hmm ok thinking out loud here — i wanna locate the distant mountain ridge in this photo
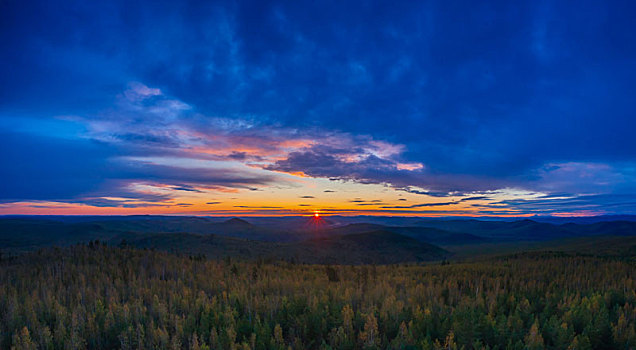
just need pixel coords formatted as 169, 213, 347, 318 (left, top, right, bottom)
295, 230, 448, 264
221, 218, 252, 226
110, 229, 449, 264
1, 216, 635, 261
413, 219, 636, 241
318, 223, 486, 245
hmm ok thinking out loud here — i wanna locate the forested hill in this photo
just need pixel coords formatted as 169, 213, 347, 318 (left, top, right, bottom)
112, 230, 449, 265
1, 244, 635, 349
2, 216, 636, 252
292, 230, 448, 264
2, 216, 636, 264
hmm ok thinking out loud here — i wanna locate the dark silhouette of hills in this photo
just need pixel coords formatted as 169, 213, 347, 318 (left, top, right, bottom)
221, 217, 252, 226
413, 218, 634, 241
1, 216, 635, 261
320, 223, 486, 245
0, 218, 110, 251
110, 230, 449, 265
294, 230, 448, 264
114, 232, 279, 260
0, 216, 303, 246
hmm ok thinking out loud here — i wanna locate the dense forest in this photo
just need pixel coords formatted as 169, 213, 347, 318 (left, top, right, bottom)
1, 243, 635, 349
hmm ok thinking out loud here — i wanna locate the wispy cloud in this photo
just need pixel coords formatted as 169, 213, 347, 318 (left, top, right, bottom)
381, 202, 457, 209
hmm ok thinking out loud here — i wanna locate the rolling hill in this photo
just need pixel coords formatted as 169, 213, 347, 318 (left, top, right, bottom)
294, 230, 449, 264
109, 230, 449, 264
319, 223, 486, 245
415, 218, 636, 241
2, 216, 636, 262
0, 216, 299, 254
446, 235, 636, 260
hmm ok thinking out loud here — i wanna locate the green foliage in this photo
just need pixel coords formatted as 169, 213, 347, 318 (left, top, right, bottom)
0, 246, 635, 349
325, 266, 340, 282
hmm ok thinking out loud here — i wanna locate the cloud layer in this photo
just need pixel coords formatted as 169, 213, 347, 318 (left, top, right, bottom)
1, 0, 636, 215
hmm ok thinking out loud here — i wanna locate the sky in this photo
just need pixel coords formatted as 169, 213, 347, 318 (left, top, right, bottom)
1, 0, 636, 217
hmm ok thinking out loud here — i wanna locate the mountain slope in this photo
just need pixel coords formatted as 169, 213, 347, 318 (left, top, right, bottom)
0, 217, 299, 254
113, 230, 449, 265
293, 230, 449, 264
321, 223, 486, 245
415, 219, 636, 241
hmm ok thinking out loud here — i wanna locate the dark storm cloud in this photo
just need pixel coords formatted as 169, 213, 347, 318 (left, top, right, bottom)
268, 147, 511, 194
268, 149, 399, 183
2, 0, 636, 213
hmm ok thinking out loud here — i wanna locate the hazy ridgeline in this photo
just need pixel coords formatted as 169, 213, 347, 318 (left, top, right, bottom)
1, 244, 635, 349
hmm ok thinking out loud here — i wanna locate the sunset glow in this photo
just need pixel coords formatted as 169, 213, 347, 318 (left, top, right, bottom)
1, 1, 635, 218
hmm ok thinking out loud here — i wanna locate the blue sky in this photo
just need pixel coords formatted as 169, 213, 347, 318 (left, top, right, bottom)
1, 0, 635, 216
